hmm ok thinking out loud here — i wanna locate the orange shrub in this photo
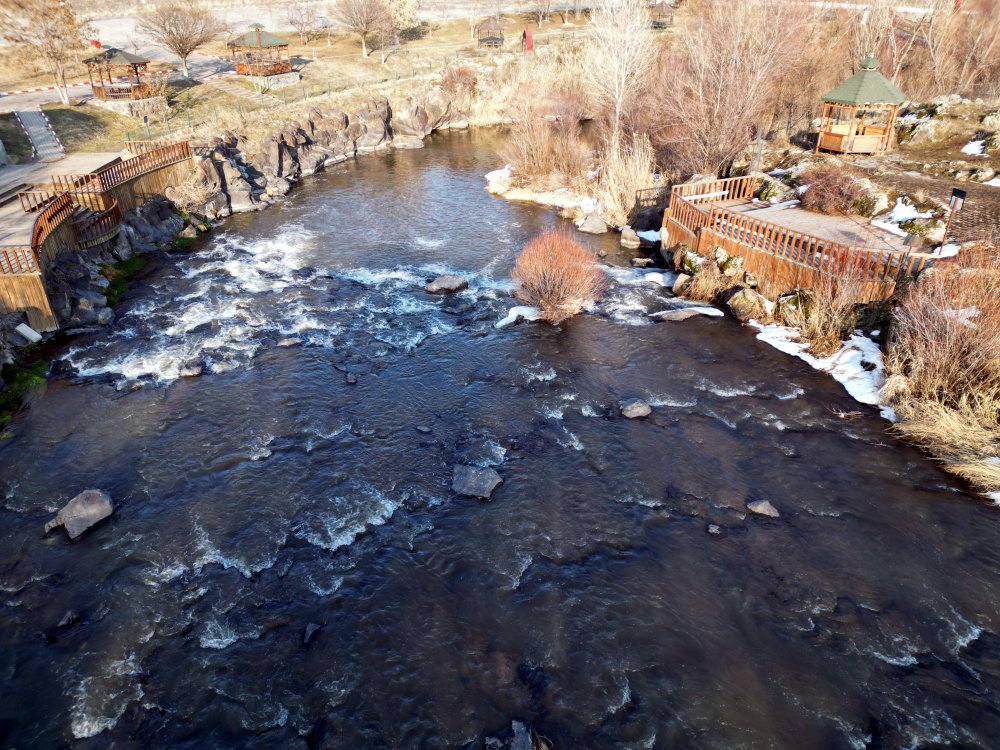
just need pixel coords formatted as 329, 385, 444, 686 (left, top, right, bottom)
799, 167, 864, 215
511, 230, 607, 324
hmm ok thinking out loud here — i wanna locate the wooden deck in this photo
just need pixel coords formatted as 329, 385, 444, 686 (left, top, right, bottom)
662, 176, 936, 302
712, 199, 909, 254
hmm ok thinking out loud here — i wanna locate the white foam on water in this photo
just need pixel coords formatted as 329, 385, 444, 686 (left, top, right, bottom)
199, 617, 260, 649
580, 402, 602, 417
603, 265, 677, 288
191, 522, 279, 580
522, 364, 557, 383
557, 428, 584, 451
695, 378, 758, 398
415, 237, 446, 248
293, 485, 401, 553
69, 655, 144, 739
646, 394, 697, 408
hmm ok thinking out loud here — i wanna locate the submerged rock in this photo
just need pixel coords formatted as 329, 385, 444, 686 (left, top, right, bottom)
303, 622, 324, 645
44, 490, 113, 540
452, 465, 502, 499
510, 721, 532, 750
619, 398, 652, 419
425, 275, 468, 294
630, 257, 655, 268
277, 337, 304, 348
747, 500, 781, 518
649, 307, 720, 322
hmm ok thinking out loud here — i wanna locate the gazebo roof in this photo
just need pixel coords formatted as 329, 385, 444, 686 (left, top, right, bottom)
477, 17, 503, 32
822, 56, 905, 106
227, 26, 290, 49
650, 1, 674, 14
83, 47, 150, 66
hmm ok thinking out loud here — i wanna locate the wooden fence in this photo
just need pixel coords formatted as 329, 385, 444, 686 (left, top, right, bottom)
663, 176, 935, 301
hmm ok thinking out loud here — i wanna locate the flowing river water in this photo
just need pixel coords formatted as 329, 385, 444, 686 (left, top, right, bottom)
2, 130, 999, 749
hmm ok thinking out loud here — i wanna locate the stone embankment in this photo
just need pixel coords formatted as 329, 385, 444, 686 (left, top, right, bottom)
175, 92, 468, 220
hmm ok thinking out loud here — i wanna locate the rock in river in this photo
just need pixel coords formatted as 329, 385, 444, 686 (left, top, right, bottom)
452, 465, 502, 499
425, 275, 468, 294
619, 398, 652, 419
747, 499, 781, 518
44, 490, 113, 540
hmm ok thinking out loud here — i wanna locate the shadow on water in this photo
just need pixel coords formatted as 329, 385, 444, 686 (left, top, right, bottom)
1, 129, 999, 749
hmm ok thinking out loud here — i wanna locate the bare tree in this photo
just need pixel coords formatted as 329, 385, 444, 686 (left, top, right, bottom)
847, 0, 923, 84
334, 0, 386, 57
653, 0, 812, 176
586, 0, 656, 144
922, 0, 1000, 96
288, 2, 320, 44
136, 3, 225, 78
0, 0, 93, 105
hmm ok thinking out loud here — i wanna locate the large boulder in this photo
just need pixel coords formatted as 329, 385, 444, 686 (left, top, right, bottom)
44, 490, 113, 540
452, 465, 502, 499
726, 288, 769, 321
747, 499, 780, 518
620, 227, 641, 249
619, 398, 652, 418
982, 111, 1000, 130
425, 275, 468, 294
578, 213, 608, 234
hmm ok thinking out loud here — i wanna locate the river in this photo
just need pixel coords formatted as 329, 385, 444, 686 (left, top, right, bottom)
1, 130, 998, 749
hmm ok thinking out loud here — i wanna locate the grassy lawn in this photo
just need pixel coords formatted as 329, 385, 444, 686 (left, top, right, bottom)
0, 114, 34, 163
41, 103, 135, 152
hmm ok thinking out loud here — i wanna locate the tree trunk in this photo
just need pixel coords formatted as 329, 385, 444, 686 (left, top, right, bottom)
182, 56, 190, 79
362, 36, 368, 57
54, 62, 69, 105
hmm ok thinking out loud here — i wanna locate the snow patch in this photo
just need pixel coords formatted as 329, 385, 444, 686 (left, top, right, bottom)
636, 230, 661, 243
960, 139, 987, 157
496, 306, 542, 328
872, 198, 933, 238
751, 322, 894, 419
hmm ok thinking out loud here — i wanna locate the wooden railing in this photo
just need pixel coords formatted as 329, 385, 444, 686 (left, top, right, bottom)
670, 176, 759, 204
75, 199, 122, 248
30, 192, 74, 252
235, 61, 293, 77
17, 190, 62, 213
52, 142, 192, 195
0, 247, 37, 275
92, 83, 153, 101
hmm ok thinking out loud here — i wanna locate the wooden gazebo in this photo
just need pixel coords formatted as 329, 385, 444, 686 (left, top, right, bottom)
476, 18, 504, 48
650, 1, 674, 29
816, 56, 905, 156
83, 48, 153, 101
227, 24, 292, 77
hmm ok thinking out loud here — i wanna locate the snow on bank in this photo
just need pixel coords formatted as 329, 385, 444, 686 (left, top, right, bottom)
496, 306, 542, 328
984, 178, 1000, 188
750, 321, 895, 420
485, 164, 592, 212
961, 139, 987, 157
872, 198, 933, 238
636, 230, 661, 244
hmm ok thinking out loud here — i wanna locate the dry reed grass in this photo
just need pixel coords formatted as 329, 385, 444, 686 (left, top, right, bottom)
511, 229, 606, 324
598, 133, 655, 228
796, 271, 864, 357
682, 261, 733, 304
883, 245, 1000, 497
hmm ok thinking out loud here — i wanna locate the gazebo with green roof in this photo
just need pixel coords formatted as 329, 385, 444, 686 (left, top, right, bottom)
816, 56, 905, 156
227, 24, 292, 77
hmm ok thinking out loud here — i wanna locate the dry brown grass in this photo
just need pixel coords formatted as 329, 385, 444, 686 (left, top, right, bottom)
796, 271, 864, 357
883, 245, 1000, 497
499, 97, 592, 190
682, 261, 732, 304
598, 132, 655, 228
511, 229, 606, 324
